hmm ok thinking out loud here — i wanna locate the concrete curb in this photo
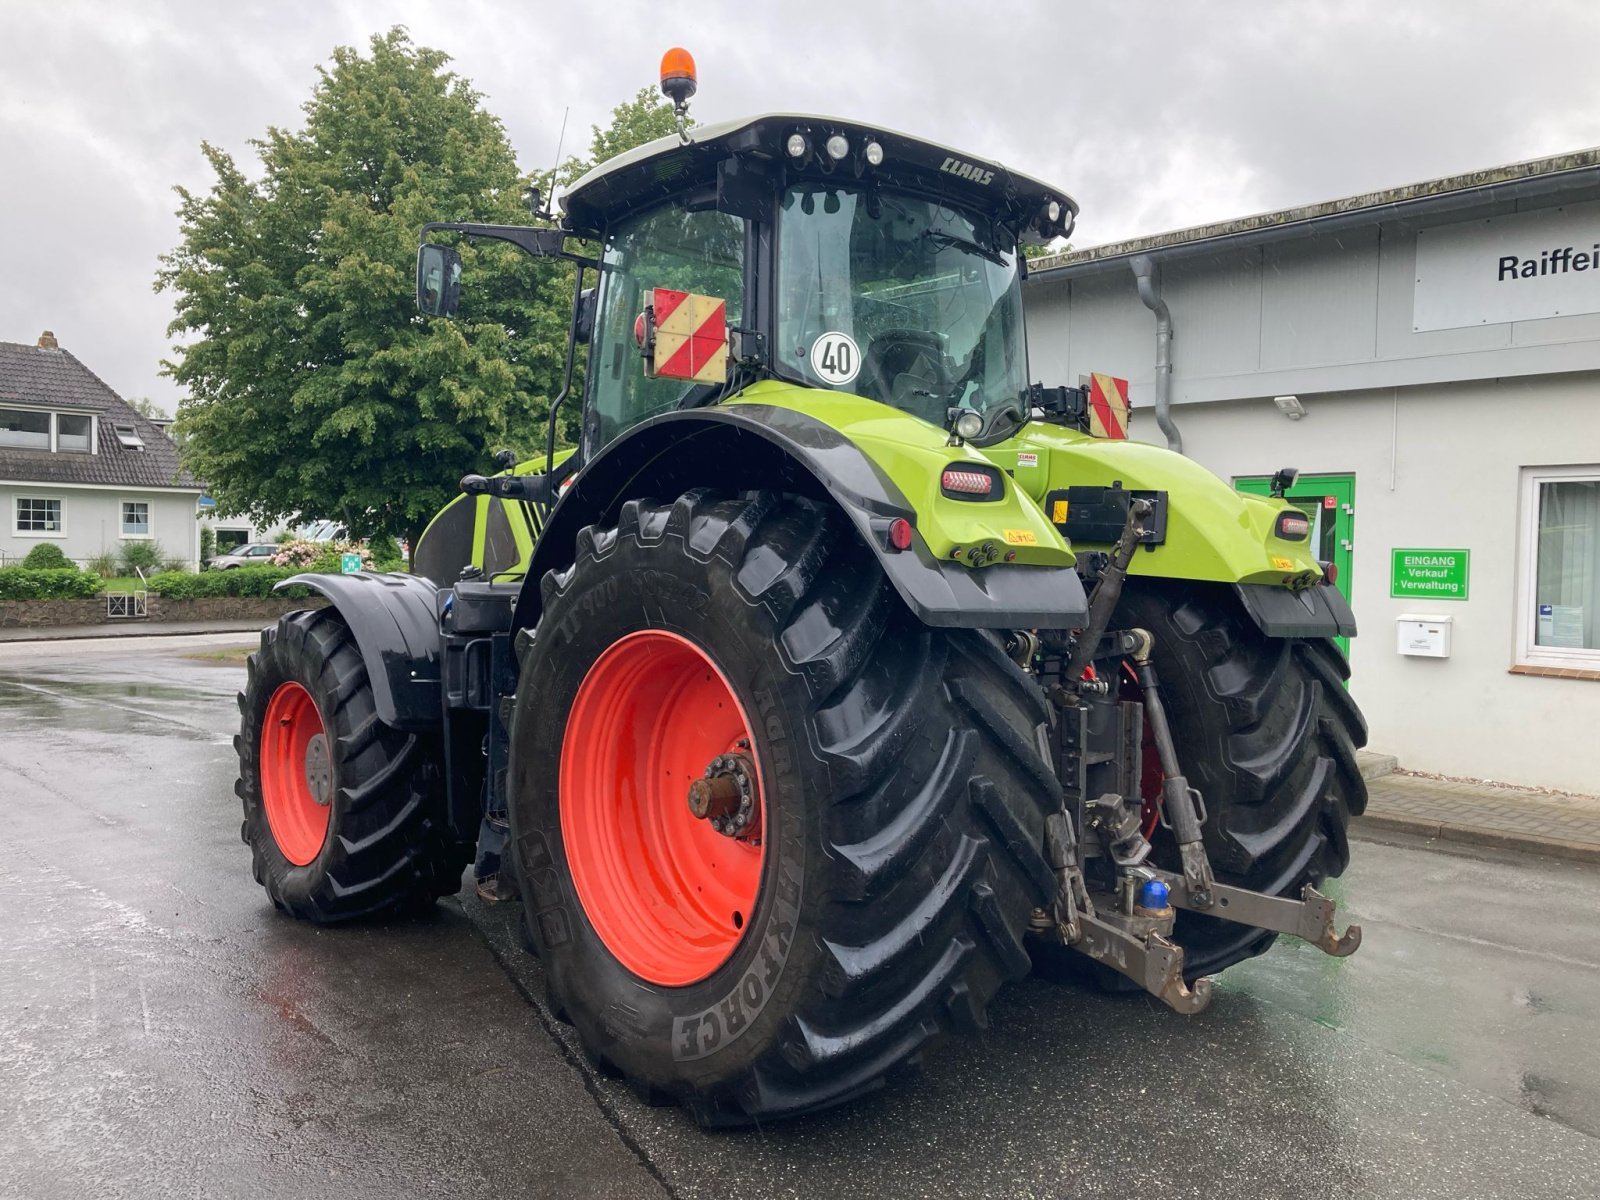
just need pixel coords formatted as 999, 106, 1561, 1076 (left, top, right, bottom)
1353, 812, 1600, 864
0, 621, 269, 644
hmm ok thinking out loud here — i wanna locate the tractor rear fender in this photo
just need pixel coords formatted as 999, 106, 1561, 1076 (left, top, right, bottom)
991, 425, 1357, 638
511, 403, 1091, 633
272, 571, 443, 729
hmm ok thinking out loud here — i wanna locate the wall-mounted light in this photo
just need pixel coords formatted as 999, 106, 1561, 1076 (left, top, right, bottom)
1273, 394, 1306, 421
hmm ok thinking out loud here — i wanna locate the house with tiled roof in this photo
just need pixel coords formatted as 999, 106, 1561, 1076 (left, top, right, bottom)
0, 331, 203, 568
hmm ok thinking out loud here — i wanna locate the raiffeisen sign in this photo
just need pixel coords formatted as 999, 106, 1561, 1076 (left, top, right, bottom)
1413, 201, 1600, 331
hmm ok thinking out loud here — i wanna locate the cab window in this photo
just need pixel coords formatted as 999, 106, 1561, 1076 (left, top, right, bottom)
587, 203, 744, 450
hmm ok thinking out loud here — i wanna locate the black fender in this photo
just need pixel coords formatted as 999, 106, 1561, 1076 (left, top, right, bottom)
511, 404, 1089, 633
1233, 581, 1358, 640
273, 571, 443, 729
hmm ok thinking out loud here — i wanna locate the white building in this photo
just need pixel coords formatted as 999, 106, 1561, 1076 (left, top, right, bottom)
1025, 149, 1600, 794
0, 332, 203, 569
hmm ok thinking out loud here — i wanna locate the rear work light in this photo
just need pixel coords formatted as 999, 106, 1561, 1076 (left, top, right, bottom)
941, 465, 1001, 500
1274, 511, 1310, 541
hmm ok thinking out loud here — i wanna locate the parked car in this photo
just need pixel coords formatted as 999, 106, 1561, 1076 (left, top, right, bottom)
207, 542, 280, 570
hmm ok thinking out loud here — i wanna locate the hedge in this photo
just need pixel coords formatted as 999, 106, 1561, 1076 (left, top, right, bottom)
0, 567, 106, 600
146, 566, 315, 600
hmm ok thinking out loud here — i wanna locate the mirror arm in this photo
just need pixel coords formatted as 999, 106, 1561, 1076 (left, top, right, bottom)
545, 262, 588, 477
421, 221, 600, 268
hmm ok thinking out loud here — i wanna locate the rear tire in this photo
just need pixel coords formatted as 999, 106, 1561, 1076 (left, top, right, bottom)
236, 608, 469, 922
508, 490, 1062, 1124
1111, 580, 1368, 980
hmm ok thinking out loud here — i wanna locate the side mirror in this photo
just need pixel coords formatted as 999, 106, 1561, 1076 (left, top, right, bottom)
416, 243, 462, 317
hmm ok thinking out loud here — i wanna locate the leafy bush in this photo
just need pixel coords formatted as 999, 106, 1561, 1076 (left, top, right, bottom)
199, 525, 216, 564
20, 543, 72, 569
271, 538, 371, 572
160, 556, 190, 573
0, 567, 105, 600
119, 540, 166, 574
85, 552, 120, 578
147, 565, 312, 599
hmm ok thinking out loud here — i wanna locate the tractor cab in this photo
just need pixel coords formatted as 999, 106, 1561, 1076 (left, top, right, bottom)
420, 108, 1078, 473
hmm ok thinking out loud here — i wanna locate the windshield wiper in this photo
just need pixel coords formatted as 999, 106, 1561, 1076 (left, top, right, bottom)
922, 230, 1007, 267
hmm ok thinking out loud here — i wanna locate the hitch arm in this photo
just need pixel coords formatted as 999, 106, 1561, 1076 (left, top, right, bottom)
1160, 875, 1362, 958
1075, 911, 1213, 1014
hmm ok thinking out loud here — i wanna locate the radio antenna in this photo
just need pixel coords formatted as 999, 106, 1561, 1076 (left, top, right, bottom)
539, 107, 570, 221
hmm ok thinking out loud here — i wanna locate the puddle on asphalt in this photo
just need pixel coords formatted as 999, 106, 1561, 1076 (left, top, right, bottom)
0, 674, 226, 742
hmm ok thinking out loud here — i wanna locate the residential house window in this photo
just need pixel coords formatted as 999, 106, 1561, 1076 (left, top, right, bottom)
0, 406, 95, 452
57, 413, 92, 452
1517, 466, 1600, 670
0, 407, 50, 450
121, 501, 151, 538
15, 497, 63, 535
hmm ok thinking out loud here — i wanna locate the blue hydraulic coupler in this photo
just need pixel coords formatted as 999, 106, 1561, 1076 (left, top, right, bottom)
1135, 878, 1172, 915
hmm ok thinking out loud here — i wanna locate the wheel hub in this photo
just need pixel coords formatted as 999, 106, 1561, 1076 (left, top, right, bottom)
687, 750, 760, 840
304, 732, 332, 807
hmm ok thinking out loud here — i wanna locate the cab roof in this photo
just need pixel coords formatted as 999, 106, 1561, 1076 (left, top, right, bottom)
560, 112, 1078, 241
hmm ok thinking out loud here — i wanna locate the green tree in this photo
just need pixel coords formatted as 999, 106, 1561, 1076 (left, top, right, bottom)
159, 29, 562, 544
125, 396, 171, 420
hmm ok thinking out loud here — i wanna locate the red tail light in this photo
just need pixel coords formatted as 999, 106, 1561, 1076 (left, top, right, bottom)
1275, 511, 1310, 541
941, 466, 999, 499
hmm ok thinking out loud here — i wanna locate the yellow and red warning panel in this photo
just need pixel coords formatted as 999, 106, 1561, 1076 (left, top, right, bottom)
1085, 373, 1130, 440
648, 288, 728, 384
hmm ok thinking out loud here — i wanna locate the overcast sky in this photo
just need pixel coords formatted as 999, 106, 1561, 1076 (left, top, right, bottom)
3, 0, 1599, 414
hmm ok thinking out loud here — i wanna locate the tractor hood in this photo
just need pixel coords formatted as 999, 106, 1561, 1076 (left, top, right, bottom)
560, 113, 1079, 243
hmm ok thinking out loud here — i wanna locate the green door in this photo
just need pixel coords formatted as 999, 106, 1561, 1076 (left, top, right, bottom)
1234, 472, 1355, 658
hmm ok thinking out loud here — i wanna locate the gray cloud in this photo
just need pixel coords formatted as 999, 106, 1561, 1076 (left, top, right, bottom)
2, 0, 1597, 413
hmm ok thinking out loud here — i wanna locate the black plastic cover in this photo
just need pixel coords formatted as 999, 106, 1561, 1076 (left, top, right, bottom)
1046, 485, 1168, 546
1233, 582, 1358, 639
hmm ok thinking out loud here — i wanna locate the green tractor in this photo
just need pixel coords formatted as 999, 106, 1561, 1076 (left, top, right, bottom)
236, 55, 1367, 1125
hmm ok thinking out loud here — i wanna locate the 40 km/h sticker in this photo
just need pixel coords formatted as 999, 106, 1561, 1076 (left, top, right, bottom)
809, 331, 861, 386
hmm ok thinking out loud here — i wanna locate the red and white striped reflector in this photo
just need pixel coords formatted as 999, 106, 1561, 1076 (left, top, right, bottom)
941, 468, 996, 497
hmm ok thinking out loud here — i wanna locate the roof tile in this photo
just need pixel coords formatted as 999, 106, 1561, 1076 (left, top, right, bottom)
0, 340, 199, 491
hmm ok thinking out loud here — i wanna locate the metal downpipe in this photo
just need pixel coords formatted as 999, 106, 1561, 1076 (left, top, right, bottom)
1131, 254, 1182, 454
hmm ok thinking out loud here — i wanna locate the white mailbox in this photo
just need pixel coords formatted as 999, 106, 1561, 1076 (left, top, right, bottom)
1397, 614, 1453, 658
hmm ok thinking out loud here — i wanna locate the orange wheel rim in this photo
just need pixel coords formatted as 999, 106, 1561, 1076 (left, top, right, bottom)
260, 681, 334, 866
561, 630, 766, 987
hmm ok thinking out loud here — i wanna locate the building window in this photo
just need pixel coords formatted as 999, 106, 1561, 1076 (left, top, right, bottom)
1517, 466, 1600, 669
15, 497, 63, 535
0, 407, 50, 450
121, 501, 151, 538
57, 413, 92, 453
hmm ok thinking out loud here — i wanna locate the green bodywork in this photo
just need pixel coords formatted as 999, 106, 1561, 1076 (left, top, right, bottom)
436, 382, 1320, 593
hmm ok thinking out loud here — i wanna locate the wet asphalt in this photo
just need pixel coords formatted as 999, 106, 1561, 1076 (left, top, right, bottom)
1, 633, 1598, 1200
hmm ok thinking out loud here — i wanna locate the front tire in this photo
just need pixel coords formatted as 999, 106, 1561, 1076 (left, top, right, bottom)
236, 608, 469, 922
509, 490, 1063, 1124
